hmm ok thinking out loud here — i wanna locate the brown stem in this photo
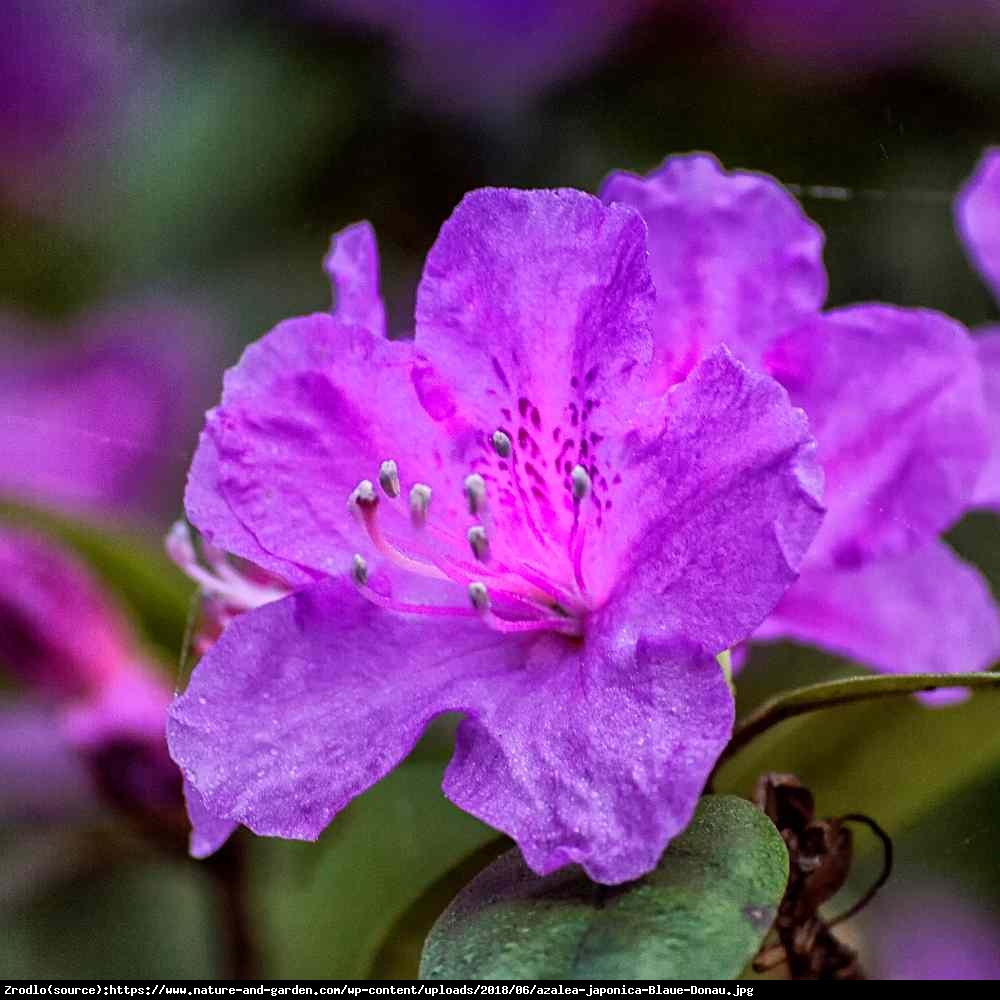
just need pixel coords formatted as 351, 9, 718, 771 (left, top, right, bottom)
207, 836, 262, 980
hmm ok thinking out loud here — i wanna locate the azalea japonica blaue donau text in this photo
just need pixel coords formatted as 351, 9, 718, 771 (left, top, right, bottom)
956, 148, 1000, 512
0, 527, 237, 855
601, 153, 1000, 690
168, 187, 825, 885
0, 302, 218, 525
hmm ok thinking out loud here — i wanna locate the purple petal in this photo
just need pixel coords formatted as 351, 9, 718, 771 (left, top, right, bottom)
0, 304, 216, 522
588, 348, 824, 653
184, 779, 238, 859
973, 330, 1000, 510
600, 153, 827, 385
169, 576, 734, 883
168, 578, 533, 847
765, 305, 990, 568
201, 312, 468, 575
956, 148, 1000, 303
756, 542, 1000, 687
0, 528, 135, 697
324, 221, 388, 338
413, 187, 656, 557
443, 629, 734, 885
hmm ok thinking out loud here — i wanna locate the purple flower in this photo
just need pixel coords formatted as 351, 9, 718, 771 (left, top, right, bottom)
869, 887, 1000, 980
956, 148, 1000, 512
0, 0, 126, 209
0, 302, 217, 525
168, 188, 824, 883
705, 0, 1000, 76
303, 0, 654, 113
601, 153, 1000, 685
0, 527, 237, 851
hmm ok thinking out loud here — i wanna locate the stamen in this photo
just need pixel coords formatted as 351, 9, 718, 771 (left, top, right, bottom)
571, 464, 592, 501
355, 576, 477, 619
467, 525, 491, 563
491, 430, 512, 457
468, 581, 491, 611
378, 460, 401, 498
349, 479, 378, 513
351, 553, 369, 586
410, 483, 432, 527
463, 473, 487, 515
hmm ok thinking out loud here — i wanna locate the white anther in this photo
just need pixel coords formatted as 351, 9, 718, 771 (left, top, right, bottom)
464, 473, 487, 514
571, 464, 592, 501
351, 553, 369, 586
349, 479, 378, 512
491, 430, 512, 458
378, 460, 401, 498
409, 483, 432, 526
165, 520, 196, 568
467, 525, 491, 563
468, 581, 491, 612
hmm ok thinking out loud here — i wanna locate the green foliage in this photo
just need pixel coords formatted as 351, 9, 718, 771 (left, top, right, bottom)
419, 795, 788, 981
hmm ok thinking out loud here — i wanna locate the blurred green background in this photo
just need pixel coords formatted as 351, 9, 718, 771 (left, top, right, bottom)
1, 0, 998, 980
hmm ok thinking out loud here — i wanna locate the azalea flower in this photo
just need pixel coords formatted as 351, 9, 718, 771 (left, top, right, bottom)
0, 527, 237, 855
302, 0, 655, 113
955, 148, 1000, 513
601, 153, 1000, 686
168, 188, 824, 884
0, 303, 216, 525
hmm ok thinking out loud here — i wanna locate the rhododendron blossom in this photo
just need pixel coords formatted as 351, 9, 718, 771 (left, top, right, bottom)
956, 148, 1000, 513
602, 154, 1000, 685
169, 188, 824, 884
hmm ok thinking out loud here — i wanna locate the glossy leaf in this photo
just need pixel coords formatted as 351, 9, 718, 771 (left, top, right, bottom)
419, 795, 788, 981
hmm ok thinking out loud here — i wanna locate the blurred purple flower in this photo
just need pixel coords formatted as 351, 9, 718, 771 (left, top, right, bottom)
0, 0, 128, 210
168, 187, 823, 883
705, 0, 1000, 77
956, 148, 1000, 512
306, 0, 655, 112
870, 888, 1000, 980
0, 527, 238, 852
0, 302, 217, 526
602, 153, 1000, 685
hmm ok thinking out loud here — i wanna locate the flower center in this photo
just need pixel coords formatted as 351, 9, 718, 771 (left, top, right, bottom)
347, 430, 599, 638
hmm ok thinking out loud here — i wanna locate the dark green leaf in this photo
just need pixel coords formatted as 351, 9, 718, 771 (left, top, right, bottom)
419, 795, 788, 981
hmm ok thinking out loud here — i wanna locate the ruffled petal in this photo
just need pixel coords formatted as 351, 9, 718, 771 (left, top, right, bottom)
204, 313, 470, 575
765, 305, 990, 568
324, 221, 388, 338
956, 148, 1000, 302
443, 628, 734, 885
973, 330, 1000, 510
412, 187, 658, 574
756, 541, 1000, 683
167, 578, 535, 848
600, 153, 827, 385
184, 778, 238, 859
585, 348, 824, 652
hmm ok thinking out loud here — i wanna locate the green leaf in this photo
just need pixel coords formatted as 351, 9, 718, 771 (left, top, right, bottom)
254, 747, 497, 979
721, 671, 1000, 767
419, 795, 788, 981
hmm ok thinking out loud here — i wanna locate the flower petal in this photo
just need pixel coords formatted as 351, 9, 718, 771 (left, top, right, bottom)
600, 153, 827, 385
973, 330, 1000, 510
585, 348, 824, 653
765, 305, 990, 568
413, 187, 656, 560
204, 313, 470, 575
324, 221, 388, 338
0, 528, 135, 696
443, 628, 734, 885
184, 778, 238, 859
756, 541, 1000, 683
167, 577, 533, 848
956, 148, 1000, 303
